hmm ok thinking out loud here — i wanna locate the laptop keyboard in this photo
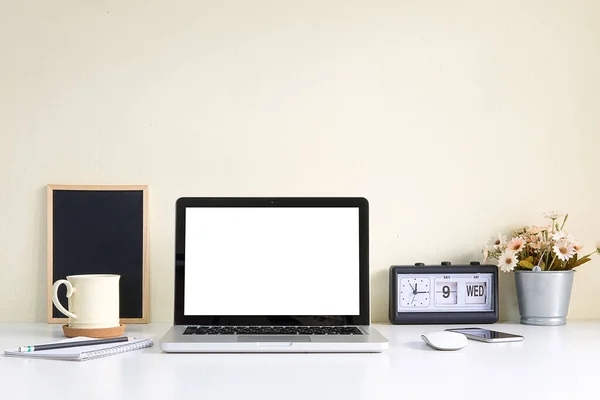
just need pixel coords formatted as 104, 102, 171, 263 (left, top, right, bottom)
183, 326, 363, 335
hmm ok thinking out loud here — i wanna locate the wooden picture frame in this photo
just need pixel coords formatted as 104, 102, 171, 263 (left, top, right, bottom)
47, 184, 149, 324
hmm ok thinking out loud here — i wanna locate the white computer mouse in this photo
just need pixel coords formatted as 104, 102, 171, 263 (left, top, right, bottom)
421, 331, 468, 351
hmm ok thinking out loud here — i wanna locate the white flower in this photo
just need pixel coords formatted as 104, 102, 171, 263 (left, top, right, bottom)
553, 240, 576, 262
490, 233, 508, 250
572, 241, 583, 252
552, 230, 573, 242
482, 245, 489, 262
498, 250, 518, 273
507, 237, 526, 252
526, 225, 548, 234
544, 211, 560, 220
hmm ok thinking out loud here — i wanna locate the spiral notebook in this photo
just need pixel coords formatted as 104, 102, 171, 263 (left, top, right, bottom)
4, 336, 153, 361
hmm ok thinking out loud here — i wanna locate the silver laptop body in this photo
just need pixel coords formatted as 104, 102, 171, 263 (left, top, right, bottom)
159, 197, 388, 353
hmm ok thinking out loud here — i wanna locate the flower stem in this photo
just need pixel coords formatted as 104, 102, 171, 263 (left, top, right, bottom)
560, 214, 569, 230
579, 251, 595, 259
547, 253, 557, 271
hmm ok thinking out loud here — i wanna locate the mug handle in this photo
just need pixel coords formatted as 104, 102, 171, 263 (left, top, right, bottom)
52, 280, 77, 319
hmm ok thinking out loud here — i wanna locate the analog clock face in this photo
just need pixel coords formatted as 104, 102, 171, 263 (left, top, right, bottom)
399, 277, 431, 308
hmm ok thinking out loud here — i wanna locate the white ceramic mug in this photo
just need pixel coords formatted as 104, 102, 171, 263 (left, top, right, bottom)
52, 274, 121, 329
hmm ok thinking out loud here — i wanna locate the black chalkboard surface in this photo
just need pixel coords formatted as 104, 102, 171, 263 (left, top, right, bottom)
47, 185, 148, 323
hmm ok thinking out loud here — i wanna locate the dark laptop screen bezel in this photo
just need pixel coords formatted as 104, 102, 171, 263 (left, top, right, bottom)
173, 197, 370, 326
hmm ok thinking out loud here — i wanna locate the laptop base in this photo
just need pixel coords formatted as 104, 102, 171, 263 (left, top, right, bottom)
159, 325, 388, 353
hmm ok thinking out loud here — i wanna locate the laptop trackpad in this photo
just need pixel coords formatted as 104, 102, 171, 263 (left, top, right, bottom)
237, 336, 311, 343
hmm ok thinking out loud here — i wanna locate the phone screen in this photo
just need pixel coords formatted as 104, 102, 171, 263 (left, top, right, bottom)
448, 328, 522, 339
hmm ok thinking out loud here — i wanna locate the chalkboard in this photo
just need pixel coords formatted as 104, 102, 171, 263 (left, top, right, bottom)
47, 185, 148, 324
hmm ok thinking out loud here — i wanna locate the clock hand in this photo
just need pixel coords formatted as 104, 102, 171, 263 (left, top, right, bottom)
414, 283, 418, 295
409, 283, 415, 293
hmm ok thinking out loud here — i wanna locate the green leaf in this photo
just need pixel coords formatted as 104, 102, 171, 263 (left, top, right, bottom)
519, 259, 534, 269
574, 257, 592, 267
565, 253, 578, 269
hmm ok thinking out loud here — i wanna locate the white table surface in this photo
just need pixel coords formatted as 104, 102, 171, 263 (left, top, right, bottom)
1, 321, 597, 400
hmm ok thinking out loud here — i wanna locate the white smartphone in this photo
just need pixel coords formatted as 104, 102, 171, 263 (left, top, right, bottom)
445, 327, 524, 343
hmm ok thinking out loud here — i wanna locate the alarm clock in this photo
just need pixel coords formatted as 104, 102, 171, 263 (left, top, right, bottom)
388, 262, 499, 324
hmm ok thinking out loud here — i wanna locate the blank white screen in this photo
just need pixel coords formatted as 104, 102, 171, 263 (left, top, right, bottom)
184, 207, 360, 315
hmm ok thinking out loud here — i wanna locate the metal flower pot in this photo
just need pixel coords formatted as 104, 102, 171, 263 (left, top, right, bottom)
514, 270, 574, 326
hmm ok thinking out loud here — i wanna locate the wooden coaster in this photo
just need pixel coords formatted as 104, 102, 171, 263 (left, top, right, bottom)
62, 324, 126, 338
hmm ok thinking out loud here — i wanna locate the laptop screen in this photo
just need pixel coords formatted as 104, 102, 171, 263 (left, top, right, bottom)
183, 207, 360, 316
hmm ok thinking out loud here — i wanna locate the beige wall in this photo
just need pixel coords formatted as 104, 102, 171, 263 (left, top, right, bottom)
1, 0, 599, 323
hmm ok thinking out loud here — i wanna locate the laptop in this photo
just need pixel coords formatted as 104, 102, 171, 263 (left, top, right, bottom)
159, 197, 388, 353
